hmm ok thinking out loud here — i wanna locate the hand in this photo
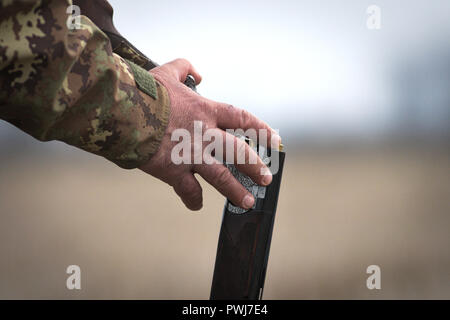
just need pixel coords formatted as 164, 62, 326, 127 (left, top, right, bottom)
139, 59, 281, 211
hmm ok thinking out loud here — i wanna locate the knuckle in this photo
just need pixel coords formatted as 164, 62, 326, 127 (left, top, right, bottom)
221, 103, 235, 111
176, 58, 191, 67
183, 183, 198, 197
239, 109, 252, 128
190, 190, 203, 203
199, 98, 212, 111
178, 175, 197, 196
215, 168, 232, 190
236, 141, 247, 161
220, 103, 234, 117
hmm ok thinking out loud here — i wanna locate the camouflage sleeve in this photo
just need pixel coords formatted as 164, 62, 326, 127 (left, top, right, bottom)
0, 0, 170, 169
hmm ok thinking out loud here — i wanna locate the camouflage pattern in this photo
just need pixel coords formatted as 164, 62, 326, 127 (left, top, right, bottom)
112, 40, 157, 70
0, 0, 170, 169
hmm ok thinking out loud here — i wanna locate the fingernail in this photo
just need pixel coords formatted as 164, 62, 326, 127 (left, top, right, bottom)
261, 168, 272, 186
272, 133, 281, 149
243, 194, 254, 209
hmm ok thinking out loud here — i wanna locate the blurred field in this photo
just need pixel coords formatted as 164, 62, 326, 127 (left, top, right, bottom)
0, 145, 449, 299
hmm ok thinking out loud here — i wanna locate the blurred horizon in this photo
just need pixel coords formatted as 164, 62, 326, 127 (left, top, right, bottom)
0, 0, 449, 299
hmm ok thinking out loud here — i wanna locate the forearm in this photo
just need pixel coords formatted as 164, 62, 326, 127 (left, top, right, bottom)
0, 0, 170, 169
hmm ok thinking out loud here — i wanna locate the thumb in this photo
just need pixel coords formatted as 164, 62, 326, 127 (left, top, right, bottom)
166, 58, 202, 85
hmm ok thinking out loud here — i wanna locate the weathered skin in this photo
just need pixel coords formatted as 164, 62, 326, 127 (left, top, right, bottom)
0, 0, 170, 169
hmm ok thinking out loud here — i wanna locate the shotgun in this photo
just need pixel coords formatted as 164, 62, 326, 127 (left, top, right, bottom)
210, 143, 285, 299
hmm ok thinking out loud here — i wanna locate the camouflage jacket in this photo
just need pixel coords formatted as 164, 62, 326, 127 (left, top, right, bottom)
0, 0, 170, 169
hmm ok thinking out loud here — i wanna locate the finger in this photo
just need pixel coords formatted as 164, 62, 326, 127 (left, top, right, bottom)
195, 158, 255, 209
220, 131, 272, 186
167, 58, 202, 85
205, 128, 272, 186
214, 103, 281, 149
173, 173, 203, 211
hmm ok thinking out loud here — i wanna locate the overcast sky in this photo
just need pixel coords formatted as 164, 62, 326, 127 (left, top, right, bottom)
109, 0, 450, 137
